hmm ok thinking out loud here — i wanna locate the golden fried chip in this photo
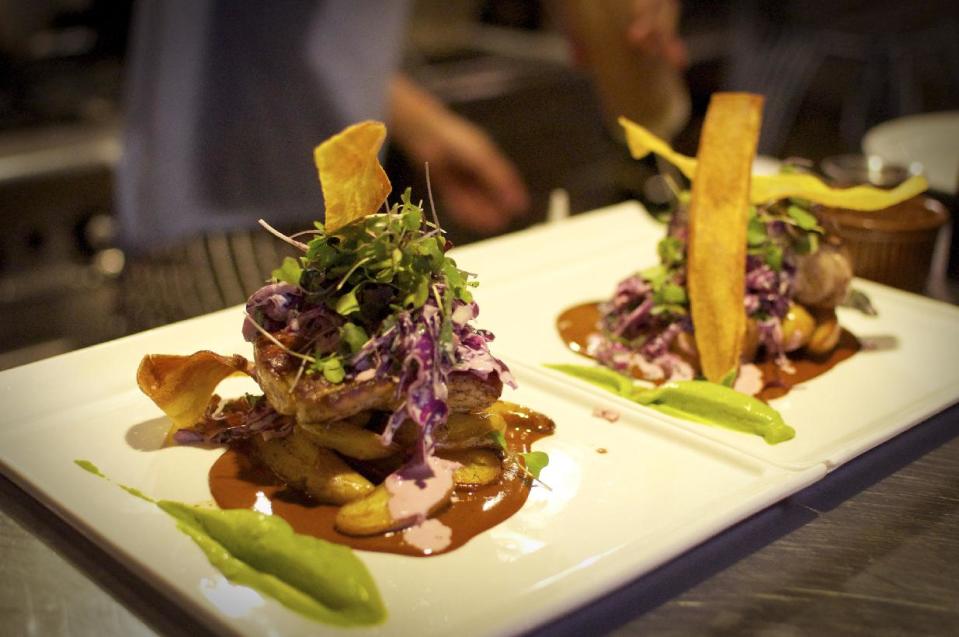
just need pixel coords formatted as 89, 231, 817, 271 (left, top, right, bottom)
750, 172, 928, 210
314, 121, 392, 233
136, 351, 253, 444
687, 93, 763, 383
619, 116, 698, 178
619, 117, 928, 210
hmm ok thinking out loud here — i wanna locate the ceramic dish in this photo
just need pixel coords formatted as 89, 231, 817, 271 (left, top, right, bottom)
452, 203, 959, 470
0, 308, 820, 635
1, 202, 955, 634
863, 111, 959, 195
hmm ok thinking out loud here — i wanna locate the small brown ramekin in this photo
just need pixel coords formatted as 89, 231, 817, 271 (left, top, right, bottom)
817, 196, 950, 293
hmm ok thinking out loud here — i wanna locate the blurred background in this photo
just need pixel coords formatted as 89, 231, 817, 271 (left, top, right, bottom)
0, 0, 956, 370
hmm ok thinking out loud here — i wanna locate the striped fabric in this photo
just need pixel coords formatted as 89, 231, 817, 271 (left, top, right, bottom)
121, 230, 297, 331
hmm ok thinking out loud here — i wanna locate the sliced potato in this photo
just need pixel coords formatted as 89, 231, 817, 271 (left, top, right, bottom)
440, 448, 502, 488
806, 309, 841, 356
299, 421, 399, 460
335, 482, 453, 537
781, 303, 815, 352
252, 428, 373, 505
434, 411, 504, 451
392, 401, 545, 453
334, 485, 395, 536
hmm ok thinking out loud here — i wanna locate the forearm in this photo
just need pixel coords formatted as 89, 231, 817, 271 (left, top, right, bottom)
388, 73, 453, 159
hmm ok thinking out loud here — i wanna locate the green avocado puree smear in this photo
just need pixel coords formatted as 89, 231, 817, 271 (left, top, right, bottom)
73, 460, 386, 626
545, 364, 795, 444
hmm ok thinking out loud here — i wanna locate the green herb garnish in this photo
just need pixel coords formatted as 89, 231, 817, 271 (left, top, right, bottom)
747, 197, 824, 268
519, 451, 549, 479
486, 431, 551, 484
270, 189, 476, 380
633, 235, 690, 320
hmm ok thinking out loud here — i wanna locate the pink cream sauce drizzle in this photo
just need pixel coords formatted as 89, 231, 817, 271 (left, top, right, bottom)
385, 456, 461, 553
402, 519, 454, 554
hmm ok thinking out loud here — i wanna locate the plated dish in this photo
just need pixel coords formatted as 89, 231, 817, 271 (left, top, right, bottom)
2, 202, 959, 634
0, 318, 823, 636
139, 122, 552, 554
451, 203, 959, 470
611, 95, 924, 391
554, 94, 928, 422
131, 122, 559, 623
1, 99, 958, 635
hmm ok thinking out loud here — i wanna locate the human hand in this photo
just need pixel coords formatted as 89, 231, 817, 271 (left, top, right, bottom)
389, 75, 530, 234
625, 0, 688, 70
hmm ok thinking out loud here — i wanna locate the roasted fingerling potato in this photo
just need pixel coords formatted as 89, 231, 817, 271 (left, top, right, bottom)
252, 428, 374, 505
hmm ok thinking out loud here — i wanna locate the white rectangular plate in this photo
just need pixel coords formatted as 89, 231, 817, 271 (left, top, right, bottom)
0, 299, 822, 636
452, 203, 959, 470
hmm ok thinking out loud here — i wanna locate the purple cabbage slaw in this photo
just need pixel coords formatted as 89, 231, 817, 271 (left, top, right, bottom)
173, 395, 293, 445
183, 278, 516, 482
592, 226, 797, 382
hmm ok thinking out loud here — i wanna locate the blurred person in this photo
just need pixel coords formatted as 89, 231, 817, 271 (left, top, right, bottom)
724, 0, 959, 158
622, 0, 688, 71
557, 0, 691, 210
117, 0, 529, 328
389, 73, 529, 234
561, 0, 690, 141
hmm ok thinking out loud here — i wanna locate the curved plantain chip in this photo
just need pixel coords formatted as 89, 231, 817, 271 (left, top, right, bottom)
750, 171, 928, 210
619, 116, 928, 210
619, 116, 698, 179
136, 351, 253, 445
687, 93, 763, 383
314, 121, 392, 233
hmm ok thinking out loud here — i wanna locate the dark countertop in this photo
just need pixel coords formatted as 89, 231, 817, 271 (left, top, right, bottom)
538, 403, 959, 637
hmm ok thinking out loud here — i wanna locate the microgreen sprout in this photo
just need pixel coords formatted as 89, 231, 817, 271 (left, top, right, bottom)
487, 431, 552, 488
243, 310, 317, 365
257, 188, 477, 381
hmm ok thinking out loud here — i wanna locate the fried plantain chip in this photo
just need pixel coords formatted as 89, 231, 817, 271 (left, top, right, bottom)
314, 121, 392, 233
619, 116, 698, 178
750, 172, 928, 210
687, 93, 764, 383
136, 351, 253, 444
619, 116, 928, 210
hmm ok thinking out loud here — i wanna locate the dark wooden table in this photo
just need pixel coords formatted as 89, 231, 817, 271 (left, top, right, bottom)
537, 404, 959, 637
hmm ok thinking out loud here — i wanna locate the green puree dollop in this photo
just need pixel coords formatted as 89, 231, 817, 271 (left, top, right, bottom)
74, 460, 386, 626
545, 364, 795, 444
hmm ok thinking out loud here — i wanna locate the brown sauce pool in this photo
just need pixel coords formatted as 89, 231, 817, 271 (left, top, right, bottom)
557, 302, 859, 401
209, 408, 554, 557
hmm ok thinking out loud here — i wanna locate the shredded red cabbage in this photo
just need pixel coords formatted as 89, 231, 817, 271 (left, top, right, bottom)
242, 283, 304, 341
744, 255, 794, 320
356, 298, 514, 481
173, 395, 293, 445
240, 279, 514, 480
594, 220, 799, 381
